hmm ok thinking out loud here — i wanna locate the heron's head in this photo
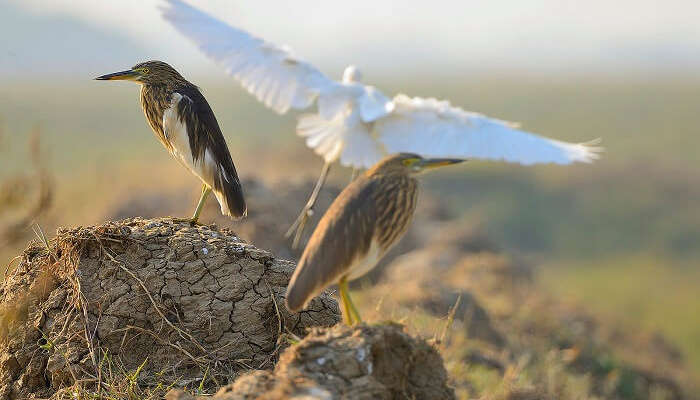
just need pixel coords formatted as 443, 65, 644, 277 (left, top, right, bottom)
342, 65, 363, 83
371, 153, 464, 176
95, 60, 186, 86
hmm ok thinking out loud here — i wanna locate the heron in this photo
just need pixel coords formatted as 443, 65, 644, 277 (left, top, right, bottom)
286, 153, 463, 324
95, 61, 246, 223
161, 0, 601, 246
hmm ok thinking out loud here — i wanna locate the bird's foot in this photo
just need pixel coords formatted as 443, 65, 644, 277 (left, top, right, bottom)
285, 207, 314, 249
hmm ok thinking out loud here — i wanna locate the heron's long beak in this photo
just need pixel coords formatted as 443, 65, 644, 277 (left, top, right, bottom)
418, 158, 465, 170
94, 69, 140, 81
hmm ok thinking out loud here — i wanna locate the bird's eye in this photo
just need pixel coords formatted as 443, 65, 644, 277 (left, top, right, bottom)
141, 68, 149, 74
402, 158, 418, 166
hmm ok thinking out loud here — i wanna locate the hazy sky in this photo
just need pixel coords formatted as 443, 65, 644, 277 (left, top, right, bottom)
2, 0, 699, 78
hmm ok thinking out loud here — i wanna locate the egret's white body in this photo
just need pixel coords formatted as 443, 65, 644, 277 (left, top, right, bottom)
161, 0, 601, 245
161, 0, 600, 169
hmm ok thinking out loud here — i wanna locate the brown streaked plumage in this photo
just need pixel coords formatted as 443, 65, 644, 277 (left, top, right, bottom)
95, 61, 246, 222
285, 153, 463, 324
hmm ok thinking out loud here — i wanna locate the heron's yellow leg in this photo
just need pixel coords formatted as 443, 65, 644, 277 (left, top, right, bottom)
285, 162, 332, 249
191, 184, 212, 224
339, 278, 362, 325
338, 286, 354, 325
338, 279, 354, 325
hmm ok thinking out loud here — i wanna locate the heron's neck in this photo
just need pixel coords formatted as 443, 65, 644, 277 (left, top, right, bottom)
140, 84, 172, 110
139, 84, 172, 146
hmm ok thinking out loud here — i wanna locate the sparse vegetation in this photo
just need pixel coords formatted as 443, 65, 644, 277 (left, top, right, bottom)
353, 233, 695, 399
0, 128, 53, 249
1, 77, 698, 398
0, 218, 339, 398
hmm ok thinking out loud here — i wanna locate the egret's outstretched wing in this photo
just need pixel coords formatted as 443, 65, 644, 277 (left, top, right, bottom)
161, 0, 337, 114
375, 95, 601, 165
297, 112, 385, 169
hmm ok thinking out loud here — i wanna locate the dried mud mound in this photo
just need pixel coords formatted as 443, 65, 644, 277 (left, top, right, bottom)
107, 177, 451, 269
107, 178, 342, 261
168, 323, 455, 400
0, 218, 340, 399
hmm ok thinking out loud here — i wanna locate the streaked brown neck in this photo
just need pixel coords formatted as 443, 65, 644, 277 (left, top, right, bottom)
140, 84, 174, 150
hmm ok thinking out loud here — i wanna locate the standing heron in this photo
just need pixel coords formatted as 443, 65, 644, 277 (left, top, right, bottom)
286, 153, 463, 324
161, 0, 601, 245
95, 61, 246, 223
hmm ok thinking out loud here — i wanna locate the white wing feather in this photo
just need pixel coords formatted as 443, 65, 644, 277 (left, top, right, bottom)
376, 95, 601, 165
297, 109, 384, 169
161, 0, 337, 114
357, 86, 395, 122
163, 1, 600, 168
297, 113, 345, 164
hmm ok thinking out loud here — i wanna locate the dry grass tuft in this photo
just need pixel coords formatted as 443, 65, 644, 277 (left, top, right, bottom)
0, 218, 339, 399
0, 128, 53, 249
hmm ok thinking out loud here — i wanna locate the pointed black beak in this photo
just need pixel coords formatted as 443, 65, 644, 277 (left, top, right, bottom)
418, 158, 465, 170
94, 69, 140, 81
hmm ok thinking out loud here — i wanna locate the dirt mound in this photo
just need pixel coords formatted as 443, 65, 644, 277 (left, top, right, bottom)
106, 177, 459, 274
0, 218, 340, 399
107, 178, 342, 262
167, 323, 455, 400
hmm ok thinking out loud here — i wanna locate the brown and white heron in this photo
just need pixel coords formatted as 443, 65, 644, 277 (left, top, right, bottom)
285, 153, 463, 325
95, 61, 246, 223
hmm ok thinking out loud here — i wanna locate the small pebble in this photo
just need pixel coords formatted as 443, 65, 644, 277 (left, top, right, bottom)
356, 347, 367, 362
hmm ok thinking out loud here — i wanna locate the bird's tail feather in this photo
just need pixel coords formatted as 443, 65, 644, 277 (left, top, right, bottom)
285, 262, 322, 312
211, 167, 247, 219
285, 275, 314, 312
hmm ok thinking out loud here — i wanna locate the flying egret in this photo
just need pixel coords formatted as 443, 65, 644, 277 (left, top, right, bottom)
161, 0, 601, 246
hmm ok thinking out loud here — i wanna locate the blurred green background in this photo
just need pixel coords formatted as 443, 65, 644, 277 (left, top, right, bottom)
1, 0, 699, 380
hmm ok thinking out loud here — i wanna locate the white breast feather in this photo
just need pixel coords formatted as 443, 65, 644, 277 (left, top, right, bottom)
346, 241, 382, 281
162, 93, 217, 188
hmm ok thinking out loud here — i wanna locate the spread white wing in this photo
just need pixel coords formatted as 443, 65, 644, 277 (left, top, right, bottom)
161, 0, 337, 114
375, 95, 601, 165
162, 1, 601, 168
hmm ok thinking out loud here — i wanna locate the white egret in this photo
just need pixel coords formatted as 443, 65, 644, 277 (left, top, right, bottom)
161, 0, 601, 247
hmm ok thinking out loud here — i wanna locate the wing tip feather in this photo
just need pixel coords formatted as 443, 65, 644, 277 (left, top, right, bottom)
567, 138, 604, 164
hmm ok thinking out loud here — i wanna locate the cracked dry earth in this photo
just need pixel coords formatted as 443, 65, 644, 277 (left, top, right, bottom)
0, 218, 340, 399
167, 323, 455, 400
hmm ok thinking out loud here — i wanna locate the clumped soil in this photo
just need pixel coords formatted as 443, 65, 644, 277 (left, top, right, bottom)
166, 323, 455, 400
3, 177, 696, 399
107, 177, 452, 272
0, 218, 340, 399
